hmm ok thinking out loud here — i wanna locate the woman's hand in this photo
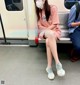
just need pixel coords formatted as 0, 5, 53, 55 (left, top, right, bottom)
41, 21, 49, 27
39, 31, 45, 39
47, 24, 57, 30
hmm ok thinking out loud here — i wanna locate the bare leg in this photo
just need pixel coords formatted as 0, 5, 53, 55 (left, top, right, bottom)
46, 38, 53, 68
46, 38, 55, 79
45, 30, 60, 64
45, 30, 65, 78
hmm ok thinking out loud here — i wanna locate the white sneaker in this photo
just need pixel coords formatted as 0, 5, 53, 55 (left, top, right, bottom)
46, 67, 55, 80
56, 63, 65, 77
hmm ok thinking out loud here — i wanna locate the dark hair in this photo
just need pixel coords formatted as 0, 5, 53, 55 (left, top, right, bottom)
34, 0, 50, 21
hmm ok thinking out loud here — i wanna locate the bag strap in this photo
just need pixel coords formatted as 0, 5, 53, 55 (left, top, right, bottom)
75, 2, 80, 20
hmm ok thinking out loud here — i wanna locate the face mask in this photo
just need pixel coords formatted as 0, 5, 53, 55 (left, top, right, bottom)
36, 0, 44, 9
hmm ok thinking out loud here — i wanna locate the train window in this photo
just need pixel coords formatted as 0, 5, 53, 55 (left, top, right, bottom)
64, 0, 80, 9
13, 0, 21, 3
4, 0, 23, 11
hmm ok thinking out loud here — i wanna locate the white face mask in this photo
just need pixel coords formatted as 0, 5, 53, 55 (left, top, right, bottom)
36, 0, 44, 9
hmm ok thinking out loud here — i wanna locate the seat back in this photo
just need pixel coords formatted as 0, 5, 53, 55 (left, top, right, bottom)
58, 13, 69, 37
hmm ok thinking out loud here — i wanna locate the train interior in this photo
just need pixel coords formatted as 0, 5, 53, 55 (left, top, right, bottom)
0, 0, 80, 85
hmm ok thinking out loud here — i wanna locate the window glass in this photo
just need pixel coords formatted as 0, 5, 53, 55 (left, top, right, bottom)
5, 0, 23, 11
64, 0, 80, 9
13, 0, 21, 3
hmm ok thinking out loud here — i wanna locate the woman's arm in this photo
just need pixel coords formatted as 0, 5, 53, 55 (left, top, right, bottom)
48, 5, 60, 30
38, 6, 60, 30
47, 24, 57, 30
38, 20, 47, 30
38, 21, 57, 30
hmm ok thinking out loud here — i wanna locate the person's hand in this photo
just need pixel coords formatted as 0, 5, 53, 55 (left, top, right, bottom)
47, 24, 57, 30
39, 31, 45, 39
41, 21, 49, 27
78, 22, 80, 25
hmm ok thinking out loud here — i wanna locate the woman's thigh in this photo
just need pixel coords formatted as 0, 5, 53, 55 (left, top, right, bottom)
39, 29, 58, 40
44, 30, 57, 39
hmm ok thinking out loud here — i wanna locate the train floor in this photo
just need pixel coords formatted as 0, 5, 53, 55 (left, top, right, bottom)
0, 44, 80, 85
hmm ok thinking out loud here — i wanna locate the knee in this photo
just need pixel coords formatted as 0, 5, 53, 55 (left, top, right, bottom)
48, 31, 55, 38
45, 30, 55, 39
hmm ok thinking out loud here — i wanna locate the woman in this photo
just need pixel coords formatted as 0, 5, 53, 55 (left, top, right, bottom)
34, 0, 65, 80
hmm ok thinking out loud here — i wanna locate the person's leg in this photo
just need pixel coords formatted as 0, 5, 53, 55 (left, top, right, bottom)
45, 30, 59, 64
45, 30, 65, 77
46, 38, 53, 68
70, 28, 80, 61
46, 38, 55, 79
70, 31, 80, 52
40, 30, 60, 65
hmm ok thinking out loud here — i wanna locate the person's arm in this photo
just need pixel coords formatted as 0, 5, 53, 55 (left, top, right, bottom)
71, 22, 80, 27
47, 24, 57, 30
38, 20, 47, 30
68, 5, 80, 28
37, 14, 50, 30
38, 6, 59, 30
48, 5, 59, 30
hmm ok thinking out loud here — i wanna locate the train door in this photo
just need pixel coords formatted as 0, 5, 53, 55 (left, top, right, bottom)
0, 0, 28, 44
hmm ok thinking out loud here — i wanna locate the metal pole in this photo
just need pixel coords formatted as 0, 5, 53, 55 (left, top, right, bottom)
0, 14, 10, 44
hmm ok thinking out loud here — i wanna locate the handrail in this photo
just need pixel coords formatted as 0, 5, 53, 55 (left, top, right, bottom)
0, 14, 10, 44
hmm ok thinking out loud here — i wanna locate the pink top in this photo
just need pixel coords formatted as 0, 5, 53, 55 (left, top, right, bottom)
38, 5, 61, 39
